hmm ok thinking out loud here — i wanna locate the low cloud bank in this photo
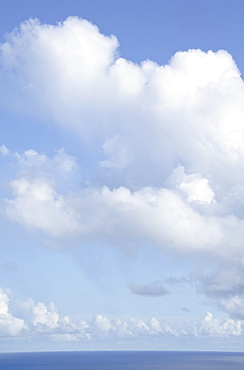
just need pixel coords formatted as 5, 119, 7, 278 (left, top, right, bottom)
0, 289, 242, 344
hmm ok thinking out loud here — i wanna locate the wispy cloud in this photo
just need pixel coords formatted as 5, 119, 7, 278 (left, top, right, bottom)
128, 281, 169, 297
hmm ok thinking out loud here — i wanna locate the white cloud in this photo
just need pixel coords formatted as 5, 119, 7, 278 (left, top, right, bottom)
177, 168, 215, 204
0, 289, 9, 315
5, 177, 80, 237
200, 312, 242, 337
0, 288, 243, 345
100, 135, 132, 170
0, 145, 10, 156
3, 146, 244, 266
1, 18, 244, 192
128, 317, 150, 335
94, 314, 111, 332
4, 172, 224, 251
16, 298, 60, 330
2, 17, 244, 324
31, 301, 59, 329
0, 289, 25, 337
150, 317, 162, 333
15, 147, 77, 177
1, 18, 244, 257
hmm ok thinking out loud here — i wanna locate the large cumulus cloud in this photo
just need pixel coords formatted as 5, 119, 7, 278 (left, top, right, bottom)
1, 17, 244, 319
2, 147, 244, 259
1, 17, 244, 192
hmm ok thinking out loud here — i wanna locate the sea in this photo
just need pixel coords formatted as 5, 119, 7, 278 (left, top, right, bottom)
0, 351, 244, 369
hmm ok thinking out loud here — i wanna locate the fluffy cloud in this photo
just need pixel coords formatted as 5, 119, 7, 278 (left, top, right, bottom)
200, 312, 242, 337
3, 148, 80, 238
1, 288, 242, 344
1, 17, 244, 258
93, 314, 111, 332
3, 146, 244, 259
5, 177, 80, 237
0, 289, 25, 337
1, 17, 244, 192
170, 166, 216, 204
0, 287, 243, 350
31, 301, 59, 329
2, 17, 244, 323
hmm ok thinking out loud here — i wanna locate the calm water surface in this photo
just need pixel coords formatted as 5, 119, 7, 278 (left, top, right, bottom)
0, 351, 244, 369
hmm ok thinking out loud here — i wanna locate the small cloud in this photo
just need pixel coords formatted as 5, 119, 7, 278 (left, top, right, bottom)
165, 276, 188, 285
0, 262, 18, 272
99, 135, 132, 170
128, 281, 169, 297
181, 307, 190, 312
0, 145, 10, 156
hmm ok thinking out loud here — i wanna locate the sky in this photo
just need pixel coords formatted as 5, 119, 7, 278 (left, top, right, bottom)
1, 0, 244, 352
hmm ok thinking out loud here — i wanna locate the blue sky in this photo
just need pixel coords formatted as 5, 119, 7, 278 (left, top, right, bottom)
1, 0, 244, 352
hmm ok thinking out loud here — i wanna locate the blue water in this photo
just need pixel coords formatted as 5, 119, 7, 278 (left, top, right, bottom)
0, 351, 244, 369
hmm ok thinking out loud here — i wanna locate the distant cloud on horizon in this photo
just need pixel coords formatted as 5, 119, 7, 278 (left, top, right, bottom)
0, 288, 242, 347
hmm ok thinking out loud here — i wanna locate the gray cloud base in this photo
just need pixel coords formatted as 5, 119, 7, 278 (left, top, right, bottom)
128, 282, 169, 297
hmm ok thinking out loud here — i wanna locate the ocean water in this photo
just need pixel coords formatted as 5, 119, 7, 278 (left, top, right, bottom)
0, 351, 244, 369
